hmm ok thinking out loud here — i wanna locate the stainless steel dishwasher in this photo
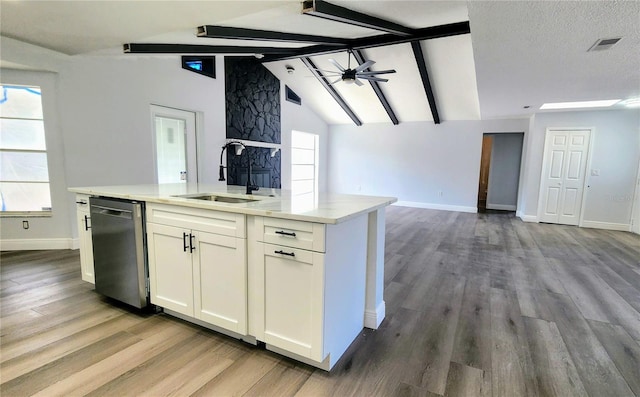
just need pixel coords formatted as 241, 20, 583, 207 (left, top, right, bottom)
90, 197, 149, 309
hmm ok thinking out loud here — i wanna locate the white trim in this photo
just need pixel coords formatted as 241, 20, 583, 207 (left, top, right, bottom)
364, 300, 385, 329
631, 158, 640, 234
71, 238, 80, 250
537, 127, 594, 226
580, 221, 630, 232
487, 204, 517, 211
393, 201, 477, 213
516, 212, 538, 222
150, 104, 199, 183
0, 238, 75, 251
164, 308, 257, 345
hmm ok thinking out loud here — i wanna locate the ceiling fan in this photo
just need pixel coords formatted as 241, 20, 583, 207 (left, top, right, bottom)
312, 52, 396, 86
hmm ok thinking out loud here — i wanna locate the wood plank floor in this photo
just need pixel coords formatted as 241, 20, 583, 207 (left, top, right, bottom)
1, 207, 639, 396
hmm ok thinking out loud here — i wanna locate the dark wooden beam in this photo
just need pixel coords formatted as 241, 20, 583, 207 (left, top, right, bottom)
352, 21, 470, 51
197, 25, 348, 45
123, 43, 298, 55
352, 50, 399, 125
411, 41, 440, 124
261, 21, 470, 62
302, 0, 413, 36
301, 57, 362, 126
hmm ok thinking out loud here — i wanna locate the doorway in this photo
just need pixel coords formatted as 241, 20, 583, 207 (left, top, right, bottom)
477, 133, 524, 213
151, 105, 197, 183
537, 128, 591, 226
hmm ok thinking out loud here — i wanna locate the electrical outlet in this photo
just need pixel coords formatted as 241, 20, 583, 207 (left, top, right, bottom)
23, 220, 29, 229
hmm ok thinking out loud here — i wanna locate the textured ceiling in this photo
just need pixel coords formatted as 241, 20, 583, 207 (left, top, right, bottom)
1, 1, 638, 123
468, 0, 640, 119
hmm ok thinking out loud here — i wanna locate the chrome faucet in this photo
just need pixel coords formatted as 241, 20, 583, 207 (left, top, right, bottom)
218, 141, 259, 195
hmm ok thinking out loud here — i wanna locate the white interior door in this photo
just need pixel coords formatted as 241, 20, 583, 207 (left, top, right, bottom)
151, 105, 197, 183
538, 129, 591, 225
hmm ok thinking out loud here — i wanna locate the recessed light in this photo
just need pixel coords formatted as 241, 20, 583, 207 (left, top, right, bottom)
540, 100, 621, 110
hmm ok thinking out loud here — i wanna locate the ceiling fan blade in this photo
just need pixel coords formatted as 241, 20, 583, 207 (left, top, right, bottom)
310, 68, 344, 75
354, 60, 376, 72
357, 69, 397, 76
358, 75, 389, 83
328, 58, 346, 72
354, 78, 365, 86
329, 77, 343, 85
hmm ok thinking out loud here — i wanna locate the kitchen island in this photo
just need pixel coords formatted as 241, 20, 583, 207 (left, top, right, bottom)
70, 183, 396, 370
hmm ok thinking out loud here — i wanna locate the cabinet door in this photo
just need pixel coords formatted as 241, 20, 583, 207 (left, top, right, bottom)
261, 243, 325, 361
147, 223, 194, 316
193, 231, 247, 334
76, 206, 94, 284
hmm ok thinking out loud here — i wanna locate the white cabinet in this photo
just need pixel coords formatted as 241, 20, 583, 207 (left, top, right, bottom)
260, 243, 325, 361
249, 214, 369, 370
146, 222, 194, 315
75, 194, 94, 284
146, 204, 247, 335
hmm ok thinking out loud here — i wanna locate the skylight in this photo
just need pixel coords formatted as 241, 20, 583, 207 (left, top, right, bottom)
540, 100, 621, 110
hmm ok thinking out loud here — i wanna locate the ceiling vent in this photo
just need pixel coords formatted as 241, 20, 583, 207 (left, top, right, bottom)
588, 37, 622, 52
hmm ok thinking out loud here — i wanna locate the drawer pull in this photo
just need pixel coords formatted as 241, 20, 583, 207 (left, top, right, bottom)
275, 230, 297, 237
274, 250, 295, 257
183, 232, 189, 252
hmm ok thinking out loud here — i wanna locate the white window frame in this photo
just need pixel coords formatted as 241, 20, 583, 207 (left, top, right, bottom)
0, 84, 52, 216
291, 130, 319, 194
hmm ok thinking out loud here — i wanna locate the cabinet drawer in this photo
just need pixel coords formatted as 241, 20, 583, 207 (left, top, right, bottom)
76, 194, 91, 209
257, 217, 325, 252
146, 203, 245, 238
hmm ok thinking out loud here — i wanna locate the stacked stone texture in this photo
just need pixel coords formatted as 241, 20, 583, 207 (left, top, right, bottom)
225, 58, 281, 144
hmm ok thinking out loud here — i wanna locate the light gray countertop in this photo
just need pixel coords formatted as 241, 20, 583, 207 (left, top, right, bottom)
69, 183, 397, 224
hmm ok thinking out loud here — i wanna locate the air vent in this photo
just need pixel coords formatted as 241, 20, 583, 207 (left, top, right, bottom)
588, 37, 622, 52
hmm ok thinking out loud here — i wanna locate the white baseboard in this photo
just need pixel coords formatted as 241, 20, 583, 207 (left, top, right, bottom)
516, 212, 538, 222
580, 220, 630, 232
71, 238, 80, 250
487, 204, 517, 211
393, 201, 477, 213
364, 300, 385, 329
0, 238, 76, 251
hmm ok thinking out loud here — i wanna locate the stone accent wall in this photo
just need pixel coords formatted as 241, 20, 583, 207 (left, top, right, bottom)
225, 57, 281, 144
227, 147, 281, 189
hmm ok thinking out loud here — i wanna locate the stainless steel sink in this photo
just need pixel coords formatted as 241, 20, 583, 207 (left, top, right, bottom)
212, 196, 259, 203
173, 194, 260, 203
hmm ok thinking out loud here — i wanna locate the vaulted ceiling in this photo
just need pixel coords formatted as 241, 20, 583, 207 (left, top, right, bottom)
1, 1, 638, 124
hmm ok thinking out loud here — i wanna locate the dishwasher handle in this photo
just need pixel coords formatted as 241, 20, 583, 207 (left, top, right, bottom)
91, 205, 133, 219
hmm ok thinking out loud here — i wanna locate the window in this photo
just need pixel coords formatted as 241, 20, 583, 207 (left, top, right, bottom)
0, 85, 52, 213
291, 130, 318, 194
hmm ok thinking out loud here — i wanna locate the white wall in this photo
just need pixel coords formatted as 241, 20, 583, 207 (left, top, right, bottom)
487, 133, 523, 210
58, 55, 227, 188
280, 87, 330, 192
328, 119, 529, 212
0, 69, 73, 248
520, 109, 640, 228
1, 40, 329, 246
